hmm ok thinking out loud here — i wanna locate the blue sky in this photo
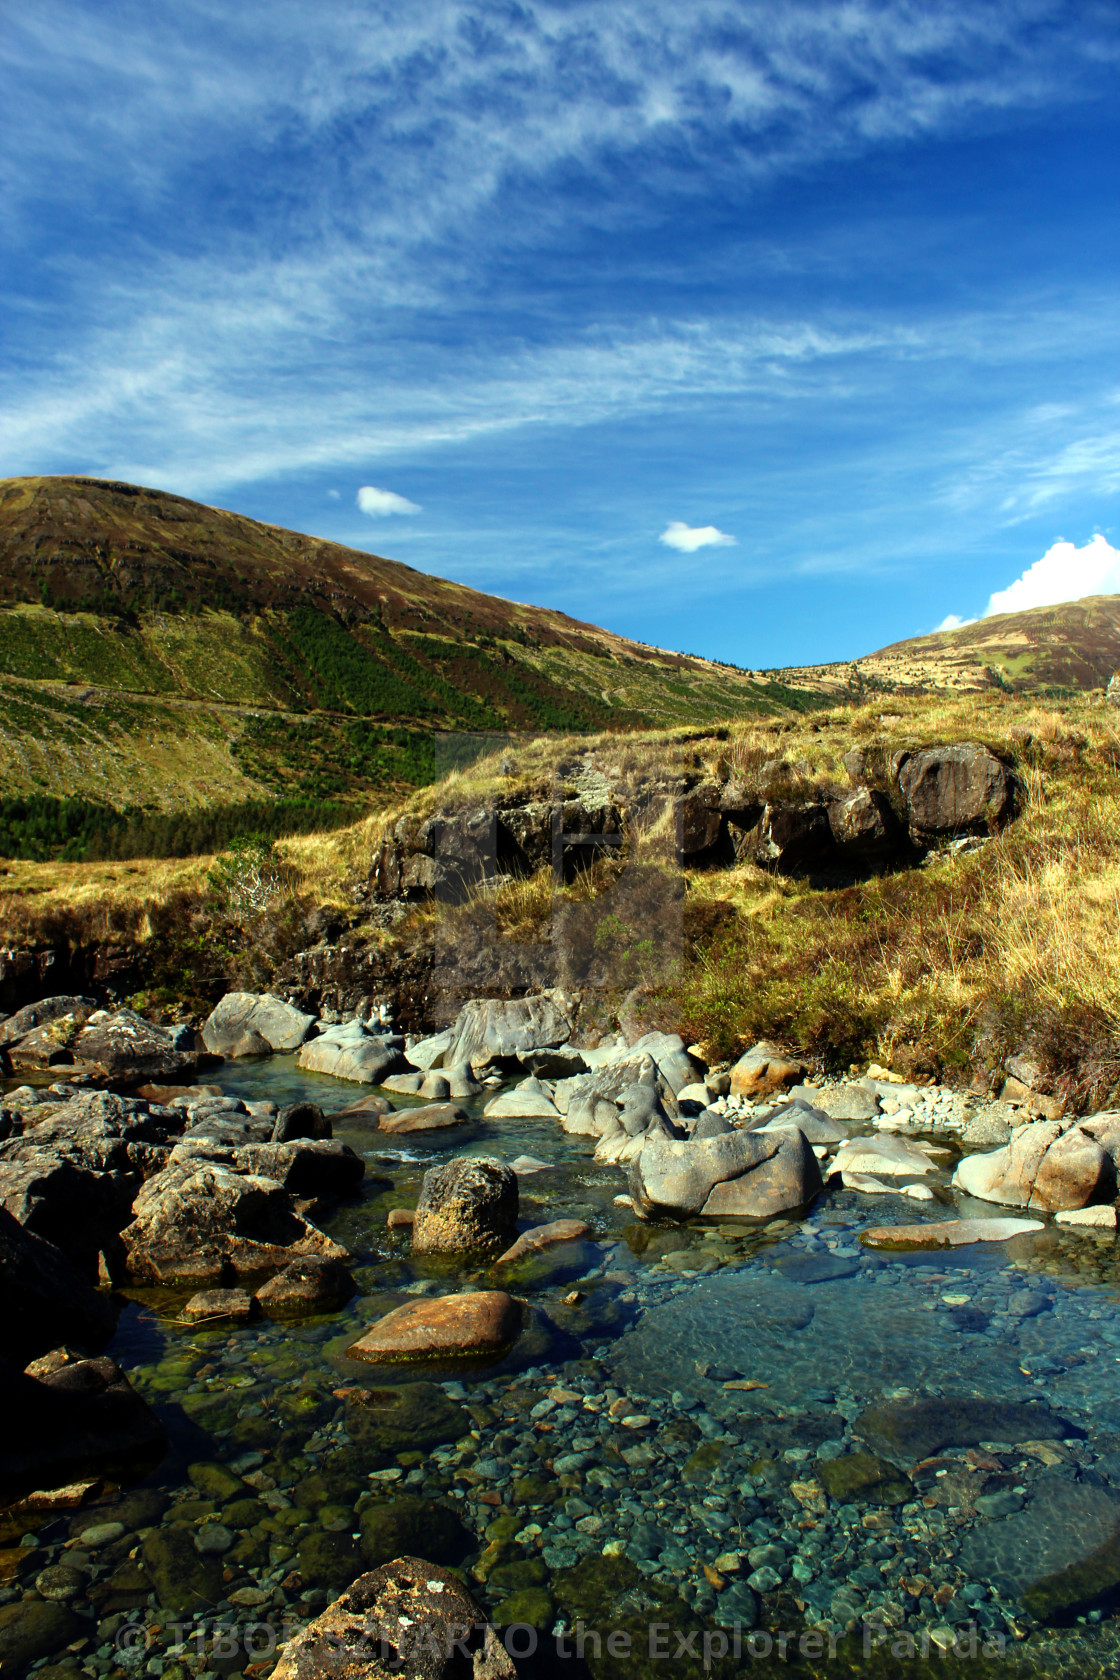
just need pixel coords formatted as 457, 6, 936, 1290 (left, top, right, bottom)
1, 2, 1117, 666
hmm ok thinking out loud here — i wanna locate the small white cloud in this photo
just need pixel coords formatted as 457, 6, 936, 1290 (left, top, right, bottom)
326, 487, 340, 499
985, 533, 1120, 616
934, 613, 976, 632
357, 484, 421, 517
658, 520, 735, 554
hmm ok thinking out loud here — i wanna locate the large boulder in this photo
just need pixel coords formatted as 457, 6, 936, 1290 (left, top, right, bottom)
378, 1103, 470, 1135
411, 1157, 518, 1255
120, 1148, 350, 1285
272, 1559, 514, 1680
833, 1134, 942, 1179
0, 1208, 117, 1367
629, 1128, 820, 1220
237, 1138, 365, 1198
0, 1090, 182, 1274
0, 1348, 167, 1501
347, 1292, 523, 1365
952, 1121, 1114, 1212
202, 992, 316, 1056
677, 783, 724, 858
0, 995, 96, 1051
443, 992, 573, 1067
896, 743, 1012, 840
71, 1009, 196, 1084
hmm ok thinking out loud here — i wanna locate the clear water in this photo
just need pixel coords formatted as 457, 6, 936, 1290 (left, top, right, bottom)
8, 1057, 1120, 1678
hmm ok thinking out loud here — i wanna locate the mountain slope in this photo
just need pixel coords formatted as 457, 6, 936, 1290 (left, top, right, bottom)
855, 596, 1120, 694
0, 476, 826, 844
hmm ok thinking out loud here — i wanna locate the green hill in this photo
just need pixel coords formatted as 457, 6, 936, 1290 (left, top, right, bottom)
0, 475, 825, 858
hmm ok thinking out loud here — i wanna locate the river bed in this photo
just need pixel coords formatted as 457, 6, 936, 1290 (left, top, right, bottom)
8, 1055, 1120, 1678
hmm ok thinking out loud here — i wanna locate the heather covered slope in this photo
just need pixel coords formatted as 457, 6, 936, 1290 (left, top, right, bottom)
855, 596, 1120, 694
0, 477, 826, 837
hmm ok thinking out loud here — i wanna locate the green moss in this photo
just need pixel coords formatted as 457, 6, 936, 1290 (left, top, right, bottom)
343, 1381, 470, 1466
491, 1587, 556, 1630
817, 1453, 913, 1506
297, 1530, 363, 1591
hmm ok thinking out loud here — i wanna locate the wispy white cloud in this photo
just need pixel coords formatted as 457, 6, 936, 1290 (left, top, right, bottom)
934, 612, 975, 631
357, 485, 420, 516
985, 533, 1120, 616
659, 521, 735, 553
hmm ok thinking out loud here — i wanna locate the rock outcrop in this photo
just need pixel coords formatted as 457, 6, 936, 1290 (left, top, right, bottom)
297, 1022, 402, 1084
442, 992, 574, 1068
120, 1143, 352, 1285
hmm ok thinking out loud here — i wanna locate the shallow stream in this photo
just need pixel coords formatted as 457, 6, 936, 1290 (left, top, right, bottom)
9, 1056, 1120, 1678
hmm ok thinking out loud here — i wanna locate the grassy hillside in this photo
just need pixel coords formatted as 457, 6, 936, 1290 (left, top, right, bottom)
855, 595, 1120, 694
6, 690, 1120, 1107
0, 476, 830, 852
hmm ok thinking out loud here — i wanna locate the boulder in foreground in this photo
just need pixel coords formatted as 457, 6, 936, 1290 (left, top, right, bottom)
347, 1291, 523, 1365
272, 1558, 514, 1680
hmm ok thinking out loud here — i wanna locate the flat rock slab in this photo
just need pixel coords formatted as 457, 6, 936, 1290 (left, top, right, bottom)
378, 1104, 469, 1135
182, 1288, 256, 1322
297, 1035, 398, 1084
854, 1398, 1078, 1465
347, 1291, 523, 1364
833, 1136, 942, 1177
494, 1219, 591, 1266
1056, 1205, 1118, 1229
817, 1451, 913, 1506
862, 1217, 1045, 1248
959, 1474, 1120, 1621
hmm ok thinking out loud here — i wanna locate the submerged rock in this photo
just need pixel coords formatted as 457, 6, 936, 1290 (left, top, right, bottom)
854, 1397, 1078, 1465
348, 1291, 523, 1365
817, 1452, 913, 1506
342, 1382, 469, 1461
960, 1474, 1120, 1624
493, 1218, 591, 1267
255, 1255, 356, 1318
182, 1287, 257, 1322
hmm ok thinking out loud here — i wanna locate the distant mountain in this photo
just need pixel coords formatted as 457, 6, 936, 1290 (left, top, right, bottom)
856, 596, 1120, 694
0, 476, 821, 844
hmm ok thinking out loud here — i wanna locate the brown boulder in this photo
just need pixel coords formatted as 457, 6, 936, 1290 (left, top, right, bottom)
953, 1121, 1114, 1212
272, 1558, 514, 1680
347, 1292, 523, 1365
753, 803, 834, 875
827, 788, 899, 864
729, 1040, 806, 1098
182, 1288, 257, 1322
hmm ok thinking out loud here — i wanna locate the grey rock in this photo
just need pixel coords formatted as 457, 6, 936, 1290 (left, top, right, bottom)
297, 1031, 401, 1085
202, 991, 316, 1056
444, 992, 574, 1067
403, 1029, 455, 1071
793, 1083, 880, 1123
0, 996, 97, 1049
